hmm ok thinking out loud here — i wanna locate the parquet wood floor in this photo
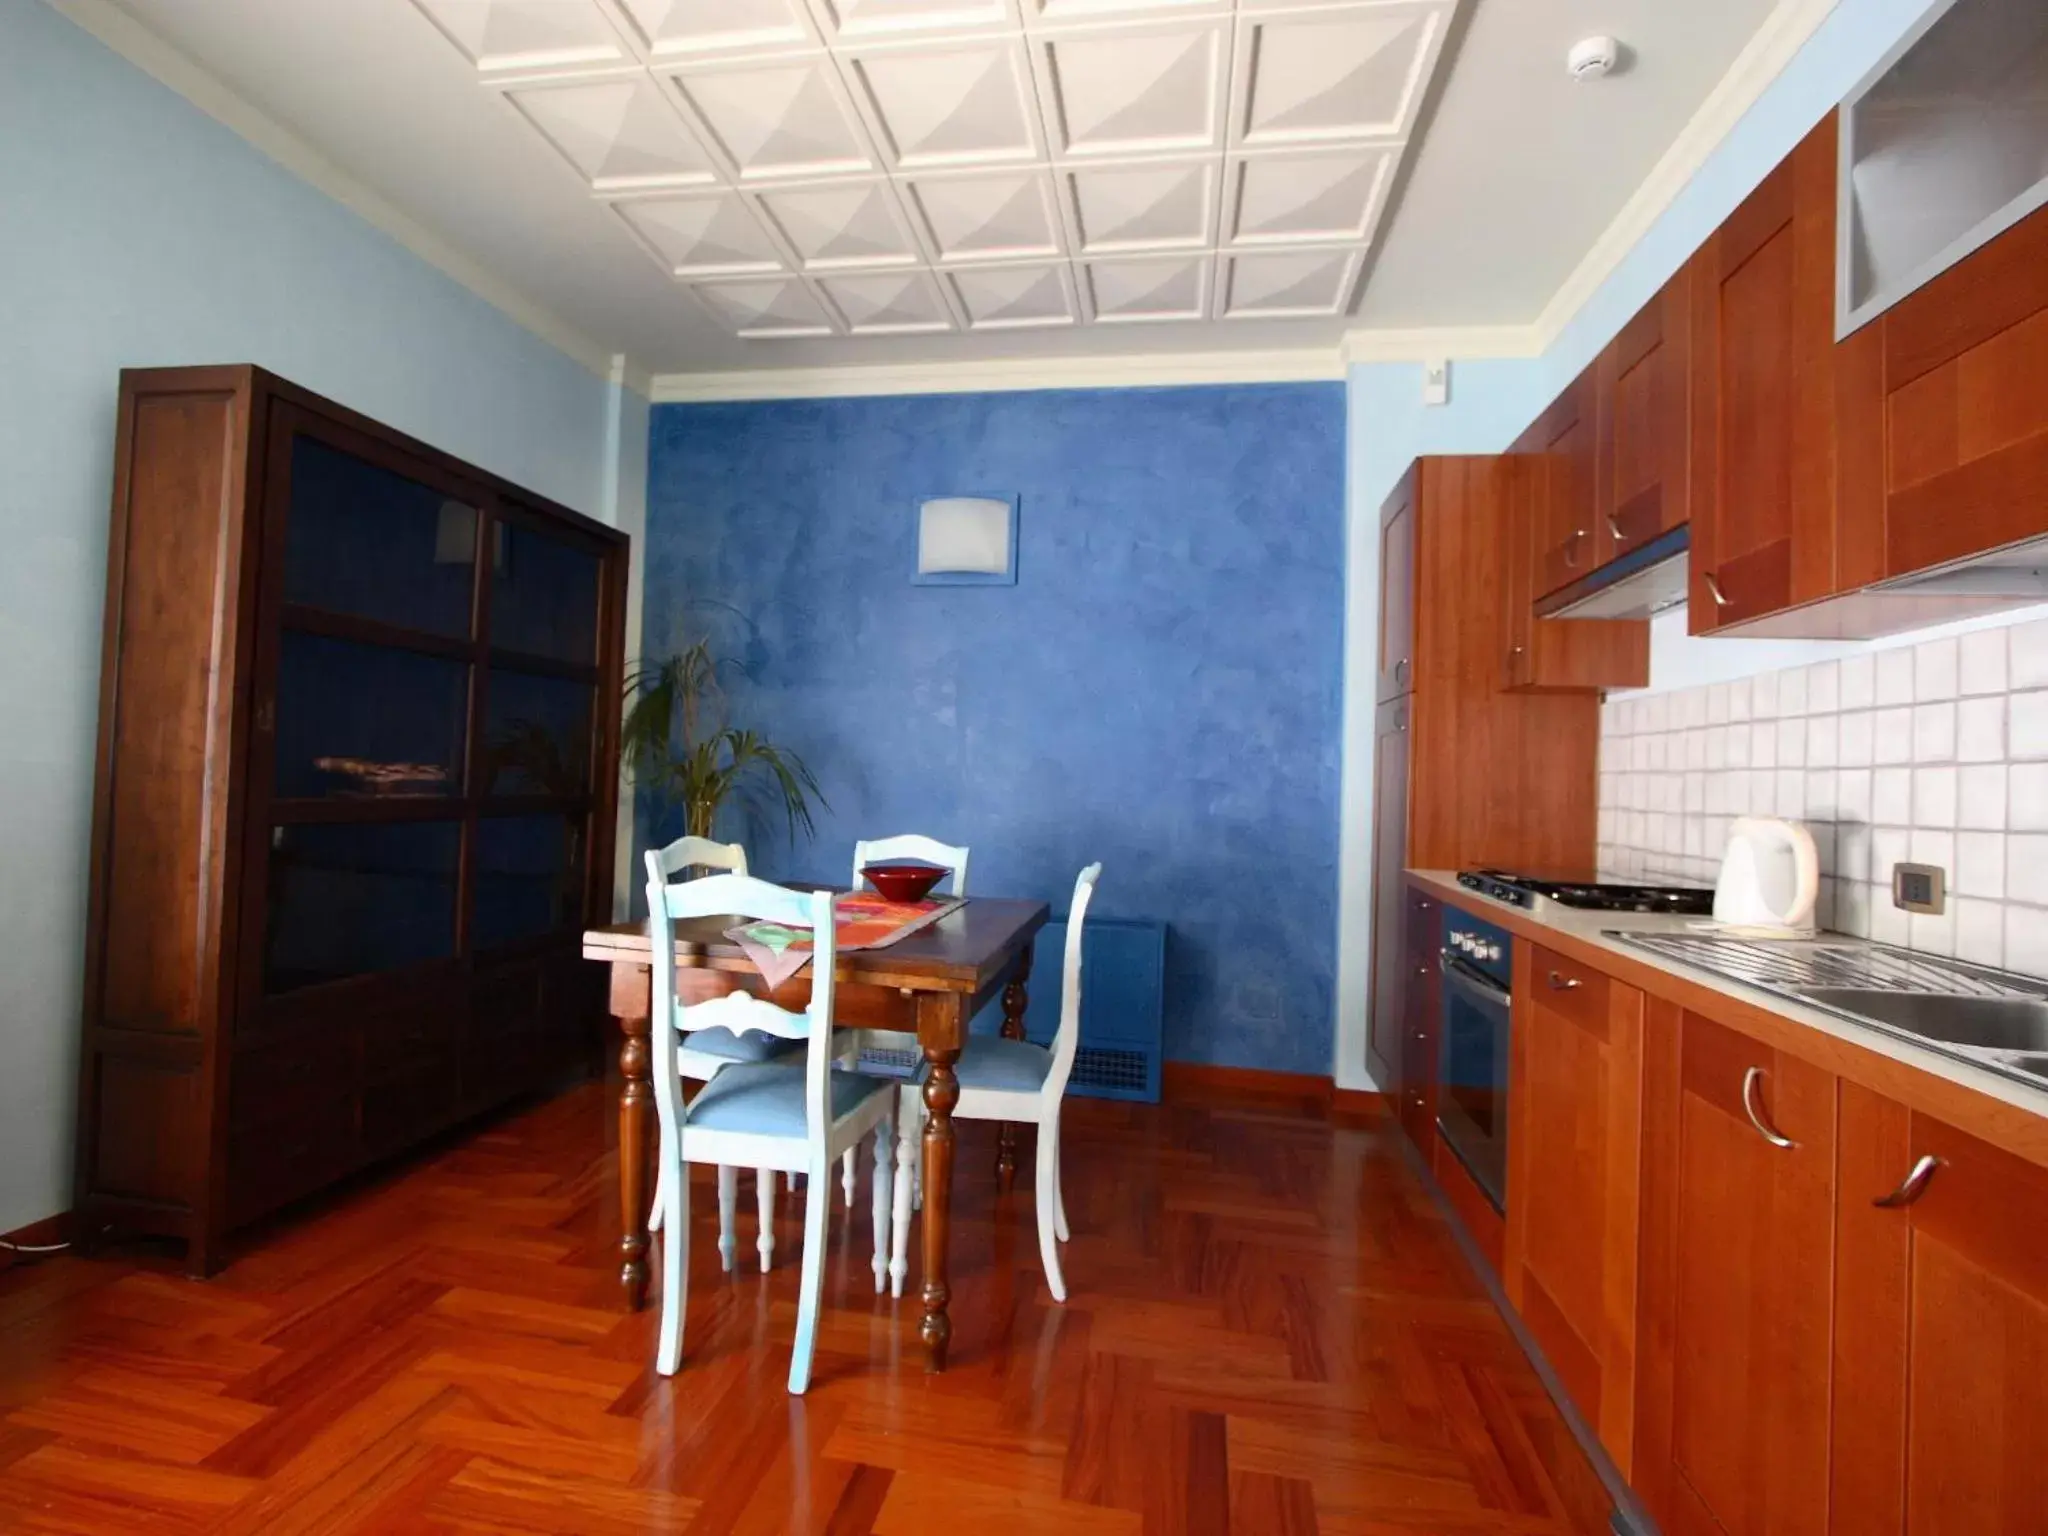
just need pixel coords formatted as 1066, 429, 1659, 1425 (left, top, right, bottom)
0, 1080, 1612, 1534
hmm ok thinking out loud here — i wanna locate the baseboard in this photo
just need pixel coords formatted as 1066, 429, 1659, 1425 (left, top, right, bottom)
1330, 1087, 1391, 1123
1161, 1062, 1334, 1106
0, 1211, 72, 1270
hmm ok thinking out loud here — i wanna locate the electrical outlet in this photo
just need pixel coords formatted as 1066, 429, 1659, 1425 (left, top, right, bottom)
1891, 861, 1946, 916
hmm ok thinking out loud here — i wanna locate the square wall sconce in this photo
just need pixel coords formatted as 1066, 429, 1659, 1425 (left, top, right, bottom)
914, 495, 1018, 586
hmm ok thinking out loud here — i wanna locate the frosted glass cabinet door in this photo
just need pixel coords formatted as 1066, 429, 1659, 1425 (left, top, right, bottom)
1839, 0, 2048, 335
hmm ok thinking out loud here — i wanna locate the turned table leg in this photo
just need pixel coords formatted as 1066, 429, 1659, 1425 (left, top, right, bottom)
920, 1041, 962, 1371
611, 961, 654, 1311
995, 941, 1033, 1193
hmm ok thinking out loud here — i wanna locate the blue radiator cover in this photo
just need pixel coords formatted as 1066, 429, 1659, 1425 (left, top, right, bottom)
1008, 917, 1165, 1103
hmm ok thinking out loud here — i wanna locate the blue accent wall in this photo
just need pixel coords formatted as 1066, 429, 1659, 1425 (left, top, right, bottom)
644, 384, 1346, 1074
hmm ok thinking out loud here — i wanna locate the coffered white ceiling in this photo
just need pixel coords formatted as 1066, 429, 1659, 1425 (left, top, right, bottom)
65, 0, 1798, 379
403, 0, 1448, 339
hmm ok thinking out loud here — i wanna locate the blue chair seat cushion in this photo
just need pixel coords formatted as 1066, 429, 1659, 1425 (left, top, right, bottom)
681, 1027, 802, 1064
688, 1061, 890, 1137
953, 1036, 1052, 1094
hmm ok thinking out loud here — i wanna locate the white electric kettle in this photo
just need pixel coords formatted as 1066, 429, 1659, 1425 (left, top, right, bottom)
1713, 817, 1820, 934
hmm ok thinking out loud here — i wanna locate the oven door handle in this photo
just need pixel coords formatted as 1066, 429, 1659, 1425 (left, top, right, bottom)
1438, 950, 1512, 1008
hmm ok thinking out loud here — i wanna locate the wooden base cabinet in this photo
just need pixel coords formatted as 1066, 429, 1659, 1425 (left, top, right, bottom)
1503, 944, 1643, 1477
1833, 1081, 2048, 1534
75, 367, 628, 1274
1398, 886, 1439, 1150
1633, 1006, 1837, 1536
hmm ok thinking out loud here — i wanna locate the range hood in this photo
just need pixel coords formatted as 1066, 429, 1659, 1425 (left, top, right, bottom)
1535, 524, 1691, 620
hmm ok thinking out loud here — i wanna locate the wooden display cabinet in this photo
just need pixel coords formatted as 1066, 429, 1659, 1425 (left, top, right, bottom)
74, 366, 628, 1274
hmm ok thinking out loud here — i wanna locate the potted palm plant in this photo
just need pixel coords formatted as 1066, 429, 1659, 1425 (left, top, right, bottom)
620, 639, 825, 846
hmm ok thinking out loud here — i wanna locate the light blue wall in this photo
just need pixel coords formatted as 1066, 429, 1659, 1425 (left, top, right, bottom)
0, 0, 620, 1231
643, 385, 1347, 1073
1334, 0, 1949, 1089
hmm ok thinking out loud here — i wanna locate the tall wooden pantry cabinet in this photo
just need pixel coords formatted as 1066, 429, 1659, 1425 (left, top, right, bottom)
75, 366, 629, 1274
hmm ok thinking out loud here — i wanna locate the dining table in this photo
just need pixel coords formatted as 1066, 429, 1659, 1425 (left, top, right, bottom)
582, 893, 1049, 1371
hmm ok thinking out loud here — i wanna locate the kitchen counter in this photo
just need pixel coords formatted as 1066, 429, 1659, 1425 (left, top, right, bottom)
1409, 869, 2048, 1161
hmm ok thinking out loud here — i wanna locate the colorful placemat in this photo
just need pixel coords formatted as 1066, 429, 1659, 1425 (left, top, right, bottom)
725, 893, 965, 989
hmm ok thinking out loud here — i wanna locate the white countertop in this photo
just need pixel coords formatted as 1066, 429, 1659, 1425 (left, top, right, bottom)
1414, 871, 2048, 1124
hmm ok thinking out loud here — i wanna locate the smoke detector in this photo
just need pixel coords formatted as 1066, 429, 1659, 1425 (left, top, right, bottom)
1567, 35, 1620, 81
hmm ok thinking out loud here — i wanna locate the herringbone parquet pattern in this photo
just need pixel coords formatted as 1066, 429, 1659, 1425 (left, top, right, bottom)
0, 1080, 1610, 1534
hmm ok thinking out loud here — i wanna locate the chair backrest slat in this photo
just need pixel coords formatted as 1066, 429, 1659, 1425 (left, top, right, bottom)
642, 853, 839, 1159
852, 834, 969, 897
1045, 863, 1103, 1099
649, 835, 748, 880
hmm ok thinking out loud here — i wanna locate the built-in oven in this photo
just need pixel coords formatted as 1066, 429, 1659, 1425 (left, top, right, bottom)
1437, 905, 1512, 1214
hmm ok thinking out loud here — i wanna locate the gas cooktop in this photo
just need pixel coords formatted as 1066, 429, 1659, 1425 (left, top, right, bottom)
1457, 869, 1716, 915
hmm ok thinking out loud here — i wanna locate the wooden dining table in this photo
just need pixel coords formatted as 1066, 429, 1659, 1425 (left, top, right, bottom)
583, 894, 1049, 1371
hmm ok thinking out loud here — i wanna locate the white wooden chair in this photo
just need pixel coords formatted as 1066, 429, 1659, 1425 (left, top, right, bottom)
888, 863, 1099, 1304
644, 835, 793, 1274
832, 835, 971, 1208
644, 862, 897, 1394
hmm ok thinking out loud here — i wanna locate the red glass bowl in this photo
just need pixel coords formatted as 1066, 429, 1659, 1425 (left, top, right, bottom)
860, 861, 948, 903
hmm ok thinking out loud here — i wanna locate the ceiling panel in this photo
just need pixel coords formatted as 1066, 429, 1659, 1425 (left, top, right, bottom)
403, 0, 1458, 340
691, 274, 839, 334
947, 262, 1081, 328
501, 76, 721, 193
750, 178, 925, 268
818, 269, 960, 331
601, 0, 820, 62
1082, 254, 1213, 321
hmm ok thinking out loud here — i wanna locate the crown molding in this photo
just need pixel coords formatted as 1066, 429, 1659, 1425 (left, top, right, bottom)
47, 0, 626, 384
647, 347, 1348, 403
1339, 324, 1541, 365
1530, 0, 1842, 352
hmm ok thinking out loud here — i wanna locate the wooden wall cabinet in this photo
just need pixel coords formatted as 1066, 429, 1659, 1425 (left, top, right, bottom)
1377, 466, 1417, 701
1833, 1081, 2048, 1534
1503, 944, 1643, 1477
1520, 368, 1601, 598
1634, 1006, 1838, 1536
1835, 199, 2048, 590
75, 367, 628, 1274
1595, 264, 1692, 561
1499, 455, 1650, 693
1688, 112, 1843, 634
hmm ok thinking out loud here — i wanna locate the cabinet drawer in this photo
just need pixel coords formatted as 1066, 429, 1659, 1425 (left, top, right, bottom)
227, 1096, 358, 1226
363, 1059, 458, 1158
363, 990, 462, 1080
1528, 945, 1610, 1032
231, 1025, 359, 1131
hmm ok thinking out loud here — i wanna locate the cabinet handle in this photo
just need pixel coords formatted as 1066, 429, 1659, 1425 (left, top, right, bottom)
1607, 514, 1626, 544
1873, 1154, 1942, 1209
1565, 529, 1589, 568
1394, 657, 1409, 683
1740, 1066, 1796, 1150
1704, 571, 1733, 608
1547, 970, 1581, 991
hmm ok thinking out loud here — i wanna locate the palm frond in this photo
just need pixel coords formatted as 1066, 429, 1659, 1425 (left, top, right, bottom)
622, 643, 826, 845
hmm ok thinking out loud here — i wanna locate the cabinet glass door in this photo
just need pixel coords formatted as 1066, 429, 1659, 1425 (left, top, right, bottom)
284, 435, 479, 638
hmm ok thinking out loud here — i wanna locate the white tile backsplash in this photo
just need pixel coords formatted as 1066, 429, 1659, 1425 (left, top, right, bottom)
1599, 615, 2048, 976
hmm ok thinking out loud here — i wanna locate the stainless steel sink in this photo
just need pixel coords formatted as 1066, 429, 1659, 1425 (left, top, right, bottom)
1795, 989, 2048, 1052
1606, 930, 2048, 1096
